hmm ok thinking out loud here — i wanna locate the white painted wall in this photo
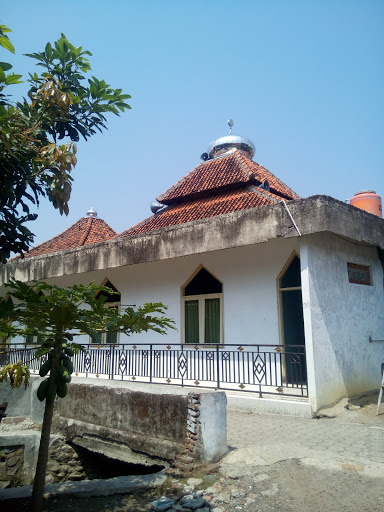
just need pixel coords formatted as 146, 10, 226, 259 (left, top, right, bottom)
36, 237, 300, 349
301, 232, 384, 411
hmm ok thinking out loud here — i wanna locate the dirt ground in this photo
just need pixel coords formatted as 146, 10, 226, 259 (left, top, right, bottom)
3, 395, 384, 512
36, 459, 384, 512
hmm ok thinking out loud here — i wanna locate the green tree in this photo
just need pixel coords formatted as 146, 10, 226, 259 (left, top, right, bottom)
0, 279, 175, 512
0, 26, 131, 263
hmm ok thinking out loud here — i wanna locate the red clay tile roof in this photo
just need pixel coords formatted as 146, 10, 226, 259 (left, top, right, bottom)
121, 186, 280, 237
24, 149, 299, 253
22, 216, 117, 258
119, 150, 299, 239
158, 150, 299, 204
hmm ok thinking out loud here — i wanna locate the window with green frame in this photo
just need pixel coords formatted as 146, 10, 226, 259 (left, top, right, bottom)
90, 281, 121, 344
183, 268, 223, 344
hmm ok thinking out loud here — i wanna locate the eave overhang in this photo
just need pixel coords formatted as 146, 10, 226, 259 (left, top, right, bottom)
1, 195, 383, 284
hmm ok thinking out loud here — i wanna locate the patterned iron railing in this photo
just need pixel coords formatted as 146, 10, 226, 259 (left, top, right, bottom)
1, 343, 308, 398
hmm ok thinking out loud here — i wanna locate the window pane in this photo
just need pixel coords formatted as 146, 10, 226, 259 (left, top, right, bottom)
90, 333, 102, 344
185, 268, 222, 296
281, 256, 301, 288
106, 330, 118, 344
185, 300, 199, 343
25, 334, 34, 345
205, 298, 220, 344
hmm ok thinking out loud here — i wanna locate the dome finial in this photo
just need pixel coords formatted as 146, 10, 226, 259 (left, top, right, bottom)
86, 206, 97, 218
207, 124, 255, 160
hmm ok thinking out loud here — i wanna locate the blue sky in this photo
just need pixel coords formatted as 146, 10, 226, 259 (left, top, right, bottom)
2, 0, 384, 246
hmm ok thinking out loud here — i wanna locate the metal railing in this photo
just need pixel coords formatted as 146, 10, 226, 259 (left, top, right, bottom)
1, 342, 308, 398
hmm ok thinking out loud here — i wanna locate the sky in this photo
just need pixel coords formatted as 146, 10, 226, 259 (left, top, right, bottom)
2, 0, 384, 247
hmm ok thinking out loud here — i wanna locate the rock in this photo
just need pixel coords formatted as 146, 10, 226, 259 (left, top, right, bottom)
150, 496, 175, 511
7, 456, 20, 467
57, 453, 71, 462
213, 491, 231, 504
211, 508, 224, 512
173, 505, 192, 512
46, 461, 61, 473
253, 474, 270, 484
200, 463, 220, 475
230, 487, 241, 498
67, 473, 85, 481
0, 481, 10, 489
180, 496, 207, 510
45, 474, 55, 484
187, 478, 204, 487
245, 497, 255, 506
7, 466, 20, 476
203, 484, 221, 496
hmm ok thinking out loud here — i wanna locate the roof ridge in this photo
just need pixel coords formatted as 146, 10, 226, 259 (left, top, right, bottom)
156, 151, 240, 203
23, 217, 88, 255
247, 184, 280, 203
234, 151, 253, 178
157, 161, 205, 202
79, 216, 94, 246
238, 153, 300, 199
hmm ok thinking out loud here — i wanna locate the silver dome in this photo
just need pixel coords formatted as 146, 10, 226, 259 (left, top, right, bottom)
86, 206, 97, 218
207, 135, 255, 160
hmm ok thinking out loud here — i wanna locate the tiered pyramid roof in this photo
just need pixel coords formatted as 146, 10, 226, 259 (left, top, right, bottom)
120, 150, 299, 238
22, 131, 300, 257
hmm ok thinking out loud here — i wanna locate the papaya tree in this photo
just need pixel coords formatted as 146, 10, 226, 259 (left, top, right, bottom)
0, 279, 175, 512
0, 27, 131, 263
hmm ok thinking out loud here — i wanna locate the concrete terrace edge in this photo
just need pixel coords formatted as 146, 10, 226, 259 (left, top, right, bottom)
1, 195, 384, 283
0, 471, 168, 501
226, 393, 312, 418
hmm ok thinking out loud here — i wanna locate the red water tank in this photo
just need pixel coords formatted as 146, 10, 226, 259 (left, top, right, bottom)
350, 190, 382, 218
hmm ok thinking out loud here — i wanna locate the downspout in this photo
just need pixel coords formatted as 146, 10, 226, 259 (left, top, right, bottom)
282, 201, 302, 237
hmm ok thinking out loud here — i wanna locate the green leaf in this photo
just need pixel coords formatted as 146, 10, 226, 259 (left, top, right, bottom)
0, 25, 12, 34
5, 73, 23, 85
0, 61, 12, 71
0, 36, 15, 54
45, 42, 53, 60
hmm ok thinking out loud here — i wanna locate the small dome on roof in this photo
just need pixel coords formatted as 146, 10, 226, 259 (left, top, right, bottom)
206, 120, 255, 160
86, 206, 97, 218
207, 134, 255, 160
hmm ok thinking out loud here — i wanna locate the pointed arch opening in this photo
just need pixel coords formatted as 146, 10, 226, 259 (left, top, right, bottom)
277, 253, 307, 384
182, 267, 223, 344
90, 278, 121, 345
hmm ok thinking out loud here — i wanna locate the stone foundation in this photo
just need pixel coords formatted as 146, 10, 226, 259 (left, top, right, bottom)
0, 445, 24, 488
46, 438, 86, 484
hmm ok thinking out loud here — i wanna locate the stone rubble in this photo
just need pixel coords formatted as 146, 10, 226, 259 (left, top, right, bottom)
46, 438, 86, 484
145, 469, 279, 512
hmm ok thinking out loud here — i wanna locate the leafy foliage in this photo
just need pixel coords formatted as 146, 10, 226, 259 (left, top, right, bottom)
0, 279, 175, 389
0, 362, 30, 388
0, 28, 131, 263
0, 279, 173, 512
